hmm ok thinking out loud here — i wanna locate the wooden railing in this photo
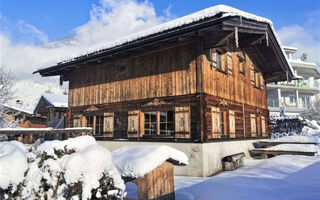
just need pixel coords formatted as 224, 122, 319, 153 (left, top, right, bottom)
0, 127, 92, 143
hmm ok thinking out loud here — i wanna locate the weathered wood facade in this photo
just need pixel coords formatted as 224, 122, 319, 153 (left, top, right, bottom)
65, 42, 269, 142
36, 8, 294, 143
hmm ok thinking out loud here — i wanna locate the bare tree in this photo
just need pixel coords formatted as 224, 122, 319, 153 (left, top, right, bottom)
301, 95, 320, 123
0, 66, 16, 128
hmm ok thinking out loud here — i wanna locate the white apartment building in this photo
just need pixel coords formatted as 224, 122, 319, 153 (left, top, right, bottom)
267, 46, 320, 116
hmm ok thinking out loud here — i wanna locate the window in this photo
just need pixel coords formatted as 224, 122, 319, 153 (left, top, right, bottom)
301, 96, 310, 107
116, 65, 126, 74
220, 111, 226, 136
238, 52, 245, 75
144, 112, 157, 135
95, 115, 104, 135
86, 116, 94, 128
159, 111, 174, 135
289, 95, 296, 104
86, 115, 104, 135
238, 57, 245, 75
144, 111, 174, 135
216, 51, 222, 70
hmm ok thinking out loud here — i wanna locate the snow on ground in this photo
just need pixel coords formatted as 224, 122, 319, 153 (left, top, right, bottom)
125, 155, 320, 200
122, 155, 320, 200
264, 144, 319, 153
173, 155, 320, 200
270, 135, 320, 144
112, 145, 188, 178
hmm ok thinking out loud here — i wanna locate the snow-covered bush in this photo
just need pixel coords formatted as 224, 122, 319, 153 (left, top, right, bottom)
271, 116, 320, 139
301, 95, 320, 123
0, 141, 28, 199
0, 136, 126, 200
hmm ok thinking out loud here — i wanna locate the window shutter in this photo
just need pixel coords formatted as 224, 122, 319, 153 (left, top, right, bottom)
227, 54, 233, 75
250, 114, 257, 137
103, 112, 114, 135
229, 111, 236, 138
73, 114, 82, 127
260, 74, 264, 89
255, 72, 259, 88
128, 110, 139, 137
261, 116, 266, 136
175, 107, 190, 133
250, 65, 255, 85
211, 107, 221, 138
211, 49, 217, 68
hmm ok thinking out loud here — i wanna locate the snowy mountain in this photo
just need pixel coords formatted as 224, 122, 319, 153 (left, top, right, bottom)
9, 79, 67, 112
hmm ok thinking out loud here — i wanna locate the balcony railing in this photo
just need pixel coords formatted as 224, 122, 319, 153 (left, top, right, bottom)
277, 80, 318, 88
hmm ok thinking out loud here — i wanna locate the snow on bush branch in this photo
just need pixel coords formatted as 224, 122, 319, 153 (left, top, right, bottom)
0, 136, 126, 200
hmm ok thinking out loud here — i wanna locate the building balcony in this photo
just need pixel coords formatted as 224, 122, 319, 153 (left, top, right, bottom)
267, 82, 319, 94
268, 106, 306, 114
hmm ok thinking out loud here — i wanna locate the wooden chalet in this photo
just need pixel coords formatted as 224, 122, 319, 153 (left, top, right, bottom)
3, 104, 46, 128
35, 6, 295, 143
34, 93, 68, 129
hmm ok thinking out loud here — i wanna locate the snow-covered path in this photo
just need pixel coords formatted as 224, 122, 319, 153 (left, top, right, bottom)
174, 155, 320, 200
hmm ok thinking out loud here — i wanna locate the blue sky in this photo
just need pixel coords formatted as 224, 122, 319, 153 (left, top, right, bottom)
1, 0, 319, 42
0, 0, 319, 77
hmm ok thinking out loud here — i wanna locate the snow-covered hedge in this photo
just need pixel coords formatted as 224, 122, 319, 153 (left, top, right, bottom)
0, 136, 126, 200
271, 117, 320, 139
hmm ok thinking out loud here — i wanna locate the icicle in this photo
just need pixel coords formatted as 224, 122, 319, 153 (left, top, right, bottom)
235, 27, 239, 48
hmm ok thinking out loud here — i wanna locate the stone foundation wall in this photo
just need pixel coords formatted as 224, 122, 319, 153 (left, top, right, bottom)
97, 139, 262, 177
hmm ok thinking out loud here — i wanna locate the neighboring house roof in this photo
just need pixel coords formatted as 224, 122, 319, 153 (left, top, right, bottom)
42, 94, 68, 108
34, 4, 295, 82
282, 46, 298, 52
2, 104, 34, 115
34, 94, 68, 114
289, 60, 320, 79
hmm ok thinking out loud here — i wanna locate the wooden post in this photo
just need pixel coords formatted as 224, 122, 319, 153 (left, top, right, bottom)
132, 162, 175, 200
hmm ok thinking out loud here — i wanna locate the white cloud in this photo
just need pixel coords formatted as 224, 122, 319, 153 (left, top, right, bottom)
1, 0, 168, 77
277, 11, 320, 65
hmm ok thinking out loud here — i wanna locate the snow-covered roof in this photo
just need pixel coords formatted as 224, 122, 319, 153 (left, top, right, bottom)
42, 93, 68, 108
36, 4, 295, 81
2, 104, 34, 115
112, 145, 188, 178
282, 46, 298, 52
